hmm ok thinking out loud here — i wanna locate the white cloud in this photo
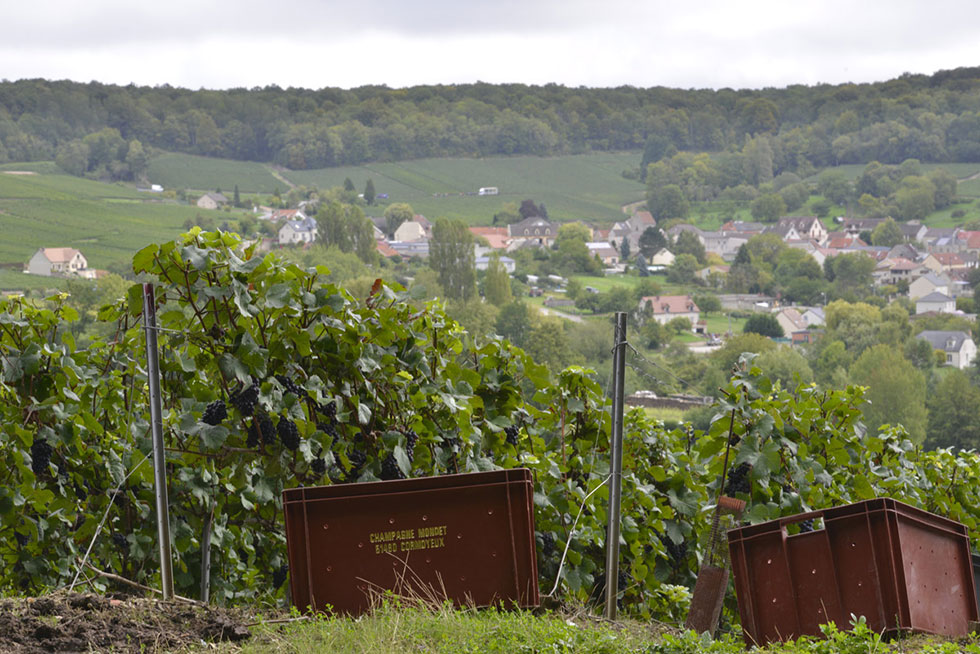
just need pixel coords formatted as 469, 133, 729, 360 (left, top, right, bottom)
3, 1, 980, 89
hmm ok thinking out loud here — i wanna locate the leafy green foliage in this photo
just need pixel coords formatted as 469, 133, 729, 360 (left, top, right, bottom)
742, 313, 784, 338
6, 231, 980, 628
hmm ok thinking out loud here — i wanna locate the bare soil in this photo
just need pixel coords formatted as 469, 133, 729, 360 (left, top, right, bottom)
0, 592, 267, 653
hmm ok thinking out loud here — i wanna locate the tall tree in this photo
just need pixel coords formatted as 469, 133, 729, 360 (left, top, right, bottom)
315, 200, 376, 264
743, 313, 784, 338
673, 230, 706, 264
363, 178, 376, 205
484, 253, 513, 306
554, 223, 600, 274
519, 199, 543, 219
429, 218, 476, 301
750, 193, 786, 222
647, 184, 689, 221
495, 301, 532, 348
870, 217, 904, 246
828, 253, 875, 299
850, 344, 927, 443
926, 370, 980, 449
638, 227, 667, 258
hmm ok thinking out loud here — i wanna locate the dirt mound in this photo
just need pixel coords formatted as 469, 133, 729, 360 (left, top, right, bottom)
0, 592, 264, 653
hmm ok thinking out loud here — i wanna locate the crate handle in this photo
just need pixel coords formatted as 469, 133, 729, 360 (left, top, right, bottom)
777, 509, 824, 528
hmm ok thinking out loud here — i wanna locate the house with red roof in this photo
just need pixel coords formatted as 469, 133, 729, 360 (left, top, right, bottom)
923, 252, 967, 273
638, 295, 700, 327
28, 248, 90, 277
469, 226, 512, 250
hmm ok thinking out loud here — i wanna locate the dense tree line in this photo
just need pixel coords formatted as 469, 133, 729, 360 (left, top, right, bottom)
4, 69, 980, 171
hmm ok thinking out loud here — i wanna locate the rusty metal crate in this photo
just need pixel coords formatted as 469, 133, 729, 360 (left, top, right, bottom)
728, 498, 978, 646
283, 468, 538, 615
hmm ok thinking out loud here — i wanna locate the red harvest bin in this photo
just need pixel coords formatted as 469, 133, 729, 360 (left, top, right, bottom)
282, 468, 539, 615
728, 498, 978, 646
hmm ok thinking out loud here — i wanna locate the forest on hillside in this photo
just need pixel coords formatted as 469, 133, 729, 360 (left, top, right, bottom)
3, 68, 980, 177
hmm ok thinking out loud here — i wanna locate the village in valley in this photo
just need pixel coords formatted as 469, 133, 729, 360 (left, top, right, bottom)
26, 191, 978, 376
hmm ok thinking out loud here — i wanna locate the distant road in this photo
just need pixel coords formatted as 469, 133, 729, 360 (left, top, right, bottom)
621, 200, 645, 215
537, 307, 584, 323
688, 342, 722, 354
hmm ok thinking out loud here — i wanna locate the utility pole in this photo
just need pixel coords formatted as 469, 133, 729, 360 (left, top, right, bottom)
143, 283, 174, 601
604, 312, 627, 620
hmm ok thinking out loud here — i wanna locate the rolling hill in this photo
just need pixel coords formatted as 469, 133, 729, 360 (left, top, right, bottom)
0, 168, 250, 276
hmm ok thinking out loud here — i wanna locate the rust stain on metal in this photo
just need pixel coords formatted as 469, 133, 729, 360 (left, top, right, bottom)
283, 468, 538, 615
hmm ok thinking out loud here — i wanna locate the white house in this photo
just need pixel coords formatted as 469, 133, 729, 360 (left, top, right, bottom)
650, 248, 676, 267
801, 307, 825, 327
701, 231, 748, 261
268, 209, 308, 223
915, 291, 956, 315
394, 220, 427, 243
475, 256, 516, 272
196, 192, 228, 210
777, 216, 829, 244
586, 242, 619, 265
508, 217, 558, 247
638, 295, 700, 327
916, 331, 978, 369
277, 217, 318, 246
775, 308, 807, 337
908, 272, 950, 300
28, 248, 89, 277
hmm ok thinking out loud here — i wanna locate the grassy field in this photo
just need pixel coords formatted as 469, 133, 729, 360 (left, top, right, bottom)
704, 312, 746, 335
190, 601, 970, 654
570, 273, 689, 296
0, 270, 68, 293
284, 152, 647, 224
0, 170, 239, 276
805, 162, 980, 182
953, 179, 980, 197
147, 152, 288, 193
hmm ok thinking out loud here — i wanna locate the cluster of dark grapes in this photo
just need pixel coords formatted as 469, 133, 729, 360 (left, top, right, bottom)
230, 381, 260, 417
30, 439, 53, 476
272, 564, 288, 589
798, 519, 815, 533
316, 401, 340, 442
275, 375, 306, 399
540, 532, 556, 558
401, 428, 418, 462
311, 457, 326, 476
201, 400, 227, 426
724, 462, 752, 496
380, 454, 405, 481
345, 449, 366, 482
14, 532, 28, 547
316, 422, 336, 444
504, 425, 520, 447
111, 532, 130, 552
660, 535, 688, 570
277, 416, 300, 451
247, 414, 276, 448
590, 570, 631, 607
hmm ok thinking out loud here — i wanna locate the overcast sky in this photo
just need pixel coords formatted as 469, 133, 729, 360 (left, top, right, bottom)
4, 0, 980, 91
